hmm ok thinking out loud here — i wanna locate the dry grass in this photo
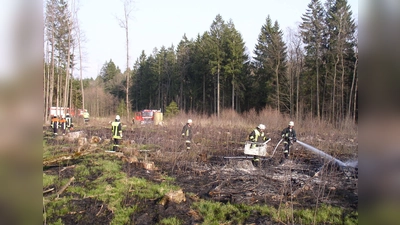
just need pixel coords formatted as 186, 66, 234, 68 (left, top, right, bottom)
43, 108, 358, 224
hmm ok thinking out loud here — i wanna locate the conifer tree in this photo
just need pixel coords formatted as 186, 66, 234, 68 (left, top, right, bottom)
300, 0, 326, 120
253, 15, 287, 111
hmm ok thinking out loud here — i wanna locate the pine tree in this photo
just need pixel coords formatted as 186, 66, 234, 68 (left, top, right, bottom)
222, 19, 248, 112
207, 14, 226, 118
325, 0, 357, 123
300, 0, 326, 120
253, 15, 287, 111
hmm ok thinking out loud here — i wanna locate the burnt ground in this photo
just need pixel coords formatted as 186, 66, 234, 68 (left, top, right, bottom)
43, 124, 358, 225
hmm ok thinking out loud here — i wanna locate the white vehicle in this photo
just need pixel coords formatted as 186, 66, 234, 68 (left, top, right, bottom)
244, 139, 271, 157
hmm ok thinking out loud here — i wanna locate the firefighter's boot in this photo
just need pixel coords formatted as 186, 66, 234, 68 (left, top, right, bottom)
284, 149, 289, 159
252, 157, 260, 167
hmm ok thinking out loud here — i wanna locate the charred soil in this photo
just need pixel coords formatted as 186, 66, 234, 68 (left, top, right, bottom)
43, 123, 358, 225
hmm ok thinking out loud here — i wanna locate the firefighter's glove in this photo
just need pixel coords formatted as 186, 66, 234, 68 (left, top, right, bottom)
293, 138, 297, 142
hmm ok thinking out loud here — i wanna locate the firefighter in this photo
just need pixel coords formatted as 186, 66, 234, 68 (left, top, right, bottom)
281, 121, 297, 159
111, 115, 123, 152
83, 110, 90, 123
248, 124, 269, 166
59, 115, 67, 135
181, 119, 193, 151
65, 113, 73, 131
50, 116, 59, 136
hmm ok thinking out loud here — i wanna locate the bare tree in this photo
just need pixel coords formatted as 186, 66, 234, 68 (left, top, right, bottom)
286, 27, 304, 119
45, 0, 57, 121
63, 4, 74, 110
348, 35, 358, 121
72, 0, 87, 114
117, 0, 135, 120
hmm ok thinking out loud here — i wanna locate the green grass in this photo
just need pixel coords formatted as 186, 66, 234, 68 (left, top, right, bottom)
159, 216, 182, 225
193, 200, 253, 224
44, 152, 182, 224
192, 200, 358, 225
43, 149, 357, 225
43, 196, 72, 221
43, 173, 57, 188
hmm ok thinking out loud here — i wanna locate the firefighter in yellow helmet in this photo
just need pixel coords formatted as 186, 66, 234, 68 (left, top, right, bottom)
111, 115, 123, 152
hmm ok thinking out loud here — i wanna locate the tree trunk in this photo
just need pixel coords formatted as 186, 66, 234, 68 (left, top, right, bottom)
275, 61, 280, 112
332, 54, 339, 124
217, 63, 220, 119
232, 78, 234, 111
316, 51, 320, 121
45, 41, 50, 123
203, 73, 205, 114
64, 20, 72, 111
43, 49, 47, 122
353, 75, 358, 122
348, 54, 358, 119
49, 34, 55, 118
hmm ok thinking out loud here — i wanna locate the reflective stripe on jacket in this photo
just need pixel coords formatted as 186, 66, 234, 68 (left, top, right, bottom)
111, 121, 122, 139
249, 129, 266, 142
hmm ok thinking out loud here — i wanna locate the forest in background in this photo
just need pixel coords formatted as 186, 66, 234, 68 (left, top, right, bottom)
43, 0, 358, 127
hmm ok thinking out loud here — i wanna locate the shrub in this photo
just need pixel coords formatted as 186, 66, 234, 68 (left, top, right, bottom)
165, 101, 179, 117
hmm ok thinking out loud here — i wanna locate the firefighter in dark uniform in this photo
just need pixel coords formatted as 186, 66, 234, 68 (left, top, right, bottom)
281, 121, 297, 159
59, 115, 67, 135
248, 124, 269, 166
181, 119, 193, 151
65, 113, 73, 131
50, 116, 59, 136
111, 115, 123, 152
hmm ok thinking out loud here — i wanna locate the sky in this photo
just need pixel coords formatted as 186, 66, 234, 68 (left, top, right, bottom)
75, 0, 358, 79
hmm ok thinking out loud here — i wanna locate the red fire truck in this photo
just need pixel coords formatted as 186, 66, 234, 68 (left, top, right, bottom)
133, 109, 161, 124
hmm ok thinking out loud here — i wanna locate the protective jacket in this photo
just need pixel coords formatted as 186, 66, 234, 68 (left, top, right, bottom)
59, 118, 66, 130
249, 128, 267, 143
281, 127, 297, 142
111, 121, 122, 139
66, 115, 72, 128
51, 117, 59, 129
181, 123, 192, 140
83, 112, 89, 119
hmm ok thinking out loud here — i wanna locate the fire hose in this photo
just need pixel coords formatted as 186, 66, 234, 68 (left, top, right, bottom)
270, 138, 283, 158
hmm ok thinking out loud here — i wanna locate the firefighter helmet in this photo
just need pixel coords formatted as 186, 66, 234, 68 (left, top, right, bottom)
257, 124, 266, 130
116, 115, 120, 120
188, 119, 192, 124
289, 121, 294, 126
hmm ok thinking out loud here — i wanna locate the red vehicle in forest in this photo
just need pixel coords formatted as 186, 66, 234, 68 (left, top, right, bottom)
133, 109, 161, 124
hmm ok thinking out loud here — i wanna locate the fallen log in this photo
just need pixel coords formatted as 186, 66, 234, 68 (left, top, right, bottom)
43, 155, 73, 167
43, 145, 97, 167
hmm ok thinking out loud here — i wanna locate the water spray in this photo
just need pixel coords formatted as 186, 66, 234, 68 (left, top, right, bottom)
296, 140, 347, 167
